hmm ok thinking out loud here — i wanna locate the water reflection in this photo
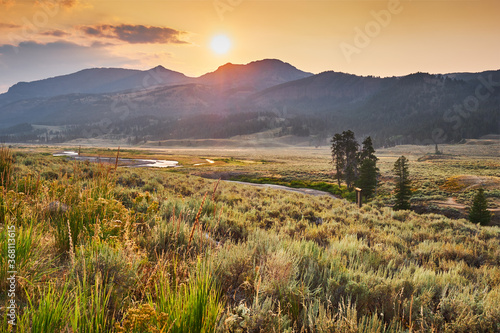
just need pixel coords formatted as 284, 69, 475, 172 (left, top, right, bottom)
53, 151, 179, 168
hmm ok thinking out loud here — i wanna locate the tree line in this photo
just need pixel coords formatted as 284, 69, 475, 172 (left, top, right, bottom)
331, 130, 412, 210
331, 130, 492, 224
330, 130, 379, 198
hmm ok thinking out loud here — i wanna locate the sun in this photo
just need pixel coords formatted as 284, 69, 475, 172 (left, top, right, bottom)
210, 35, 231, 55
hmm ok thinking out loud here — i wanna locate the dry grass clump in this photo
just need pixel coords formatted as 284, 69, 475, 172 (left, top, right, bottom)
0, 146, 13, 187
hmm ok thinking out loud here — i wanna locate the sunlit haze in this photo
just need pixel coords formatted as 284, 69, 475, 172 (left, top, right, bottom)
0, 0, 499, 93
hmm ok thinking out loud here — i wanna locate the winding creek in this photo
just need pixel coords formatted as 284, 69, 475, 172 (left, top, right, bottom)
53, 151, 179, 168
53, 151, 337, 198
226, 180, 338, 198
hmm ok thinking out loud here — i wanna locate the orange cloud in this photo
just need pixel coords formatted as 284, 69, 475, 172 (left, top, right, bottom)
0, 0, 15, 7
35, 0, 81, 8
39, 29, 70, 37
0, 23, 20, 29
80, 24, 189, 44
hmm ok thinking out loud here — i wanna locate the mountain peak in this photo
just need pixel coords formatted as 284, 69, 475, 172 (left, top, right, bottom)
250, 58, 286, 65
215, 59, 300, 72
216, 62, 236, 71
151, 65, 173, 72
200, 59, 313, 91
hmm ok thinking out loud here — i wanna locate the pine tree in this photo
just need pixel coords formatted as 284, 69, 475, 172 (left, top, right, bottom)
355, 137, 378, 198
393, 156, 411, 210
331, 133, 345, 187
360, 136, 377, 162
342, 130, 359, 189
356, 159, 378, 198
469, 188, 491, 225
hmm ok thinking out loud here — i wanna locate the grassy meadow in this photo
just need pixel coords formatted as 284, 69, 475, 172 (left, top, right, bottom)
1, 141, 499, 332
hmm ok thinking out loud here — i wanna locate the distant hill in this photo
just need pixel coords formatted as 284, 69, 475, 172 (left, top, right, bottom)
0, 66, 191, 107
0, 59, 313, 127
0, 59, 498, 146
244, 71, 500, 145
442, 70, 500, 82
249, 71, 394, 112
199, 59, 313, 92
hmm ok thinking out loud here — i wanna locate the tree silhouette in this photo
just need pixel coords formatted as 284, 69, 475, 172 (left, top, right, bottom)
356, 137, 378, 198
393, 156, 411, 210
331, 130, 359, 189
469, 188, 491, 225
359, 136, 377, 162
343, 130, 359, 189
357, 159, 378, 198
331, 133, 345, 187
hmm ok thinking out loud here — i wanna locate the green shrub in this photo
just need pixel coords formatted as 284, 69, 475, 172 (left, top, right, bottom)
41, 170, 59, 180
116, 173, 145, 188
74, 238, 143, 297
23, 159, 34, 166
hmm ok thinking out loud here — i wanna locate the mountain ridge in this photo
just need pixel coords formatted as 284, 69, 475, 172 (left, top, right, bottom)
1, 66, 192, 106
0, 59, 498, 145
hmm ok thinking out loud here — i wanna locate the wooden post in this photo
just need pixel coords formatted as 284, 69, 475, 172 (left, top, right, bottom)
78, 145, 81, 156
355, 187, 362, 208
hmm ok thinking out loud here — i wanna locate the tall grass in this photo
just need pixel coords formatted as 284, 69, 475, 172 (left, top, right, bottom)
17, 274, 114, 333
0, 146, 13, 187
69, 272, 114, 333
0, 220, 55, 296
145, 260, 223, 333
45, 164, 127, 254
19, 281, 72, 332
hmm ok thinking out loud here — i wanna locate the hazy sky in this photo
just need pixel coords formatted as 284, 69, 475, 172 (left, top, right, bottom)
0, 0, 499, 93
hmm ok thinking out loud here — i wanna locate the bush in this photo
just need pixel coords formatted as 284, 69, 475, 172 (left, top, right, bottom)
117, 173, 145, 188
41, 170, 59, 180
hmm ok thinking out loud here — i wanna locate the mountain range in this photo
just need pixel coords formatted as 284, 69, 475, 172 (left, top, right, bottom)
0, 59, 498, 146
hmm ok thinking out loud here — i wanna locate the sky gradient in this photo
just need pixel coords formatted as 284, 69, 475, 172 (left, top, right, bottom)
0, 0, 499, 93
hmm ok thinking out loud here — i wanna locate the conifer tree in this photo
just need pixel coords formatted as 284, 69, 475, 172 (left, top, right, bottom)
331, 133, 345, 187
393, 156, 411, 210
356, 137, 378, 198
360, 136, 377, 162
342, 130, 359, 189
356, 159, 378, 198
469, 188, 491, 225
